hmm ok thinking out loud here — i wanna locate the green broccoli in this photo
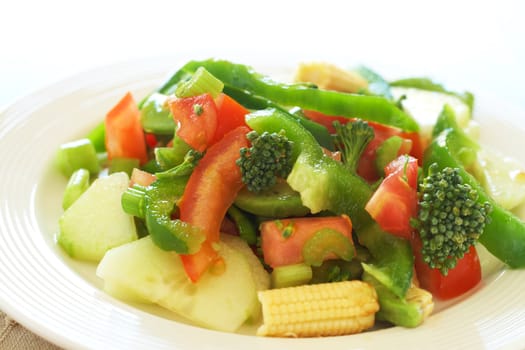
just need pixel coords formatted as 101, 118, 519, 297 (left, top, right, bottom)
236, 129, 293, 192
414, 163, 492, 275
332, 119, 375, 173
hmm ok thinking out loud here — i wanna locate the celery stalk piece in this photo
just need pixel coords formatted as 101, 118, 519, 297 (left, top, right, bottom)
62, 168, 90, 210
56, 138, 100, 177
271, 263, 313, 288
175, 66, 224, 98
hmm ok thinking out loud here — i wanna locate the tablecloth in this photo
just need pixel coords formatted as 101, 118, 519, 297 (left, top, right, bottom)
0, 311, 61, 349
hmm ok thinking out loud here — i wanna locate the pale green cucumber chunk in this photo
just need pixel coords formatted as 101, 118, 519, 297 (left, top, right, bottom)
221, 234, 270, 323
58, 172, 137, 262
391, 87, 471, 140
96, 235, 260, 333
474, 147, 525, 210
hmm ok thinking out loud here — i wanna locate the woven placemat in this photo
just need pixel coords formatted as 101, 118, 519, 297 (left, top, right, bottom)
0, 311, 61, 349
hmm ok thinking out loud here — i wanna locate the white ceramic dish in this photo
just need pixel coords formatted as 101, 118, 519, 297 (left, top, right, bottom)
1, 58, 525, 350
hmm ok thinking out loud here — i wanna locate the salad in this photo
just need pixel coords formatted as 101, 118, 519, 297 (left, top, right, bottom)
54, 59, 525, 337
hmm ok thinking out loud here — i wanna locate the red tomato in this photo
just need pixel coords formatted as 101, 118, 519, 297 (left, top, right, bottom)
260, 215, 354, 268
178, 126, 250, 282
365, 155, 418, 239
211, 93, 250, 144
104, 92, 148, 164
130, 168, 156, 187
302, 110, 347, 133
412, 236, 482, 300
169, 93, 218, 152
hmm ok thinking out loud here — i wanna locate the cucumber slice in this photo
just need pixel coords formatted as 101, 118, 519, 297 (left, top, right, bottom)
96, 235, 261, 332
391, 87, 471, 139
57, 172, 137, 262
234, 181, 310, 218
474, 147, 525, 210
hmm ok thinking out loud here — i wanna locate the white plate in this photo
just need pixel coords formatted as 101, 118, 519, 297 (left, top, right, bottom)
1, 58, 525, 350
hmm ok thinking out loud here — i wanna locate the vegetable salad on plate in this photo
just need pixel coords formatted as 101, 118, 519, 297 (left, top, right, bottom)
54, 59, 525, 337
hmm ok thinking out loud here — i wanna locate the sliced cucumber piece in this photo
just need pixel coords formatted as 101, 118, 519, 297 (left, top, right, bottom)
96, 235, 261, 332
474, 147, 525, 210
391, 87, 471, 139
58, 172, 137, 262
234, 181, 310, 218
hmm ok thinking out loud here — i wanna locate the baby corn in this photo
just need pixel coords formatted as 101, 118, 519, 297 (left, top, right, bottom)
405, 284, 434, 322
257, 280, 379, 337
294, 62, 369, 93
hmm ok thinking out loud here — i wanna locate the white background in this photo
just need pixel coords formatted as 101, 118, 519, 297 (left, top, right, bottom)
1, 0, 524, 110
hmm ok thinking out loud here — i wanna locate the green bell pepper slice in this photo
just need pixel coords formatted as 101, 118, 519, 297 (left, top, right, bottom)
165, 59, 419, 132
143, 177, 205, 254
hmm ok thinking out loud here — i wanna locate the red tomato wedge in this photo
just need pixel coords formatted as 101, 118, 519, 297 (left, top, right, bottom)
260, 215, 354, 268
412, 236, 482, 300
211, 93, 250, 144
169, 93, 218, 152
104, 92, 148, 164
178, 126, 250, 282
365, 155, 418, 239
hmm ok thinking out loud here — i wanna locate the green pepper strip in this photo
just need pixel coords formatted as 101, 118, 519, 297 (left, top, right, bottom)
144, 177, 205, 254
246, 108, 413, 297
223, 85, 334, 150
226, 205, 258, 246
178, 59, 419, 132
424, 106, 525, 268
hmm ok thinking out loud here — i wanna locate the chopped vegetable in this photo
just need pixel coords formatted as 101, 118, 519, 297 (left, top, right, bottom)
178, 126, 250, 282
365, 155, 418, 239
58, 172, 137, 262
333, 119, 375, 174
169, 93, 218, 152
104, 92, 148, 165
62, 168, 90, 210
56, 138, 100, 177
237, 129, 293, 193
412, 164, 492, 275
175, 66, 224, 99
257, 280, 379, 337
260, 215, 354, 268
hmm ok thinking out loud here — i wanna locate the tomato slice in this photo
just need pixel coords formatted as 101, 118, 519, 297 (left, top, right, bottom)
260, 215, 354, 268
412, 236, 482, 300
365, 155, 418, 239
104, 92, 148, 164
169, 93, 218, 152
211, 93, 250, 144
178, 126, 250, 282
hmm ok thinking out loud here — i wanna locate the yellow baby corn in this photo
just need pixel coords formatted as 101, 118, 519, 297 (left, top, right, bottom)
294, 62, 369, 93
256, 280, 379, 337
406, 284, 434, 322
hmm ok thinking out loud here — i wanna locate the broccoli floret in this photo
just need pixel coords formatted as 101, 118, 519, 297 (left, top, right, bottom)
414, 163, 492, 275
237, 130, 293, 192
332, 119, 375, 173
